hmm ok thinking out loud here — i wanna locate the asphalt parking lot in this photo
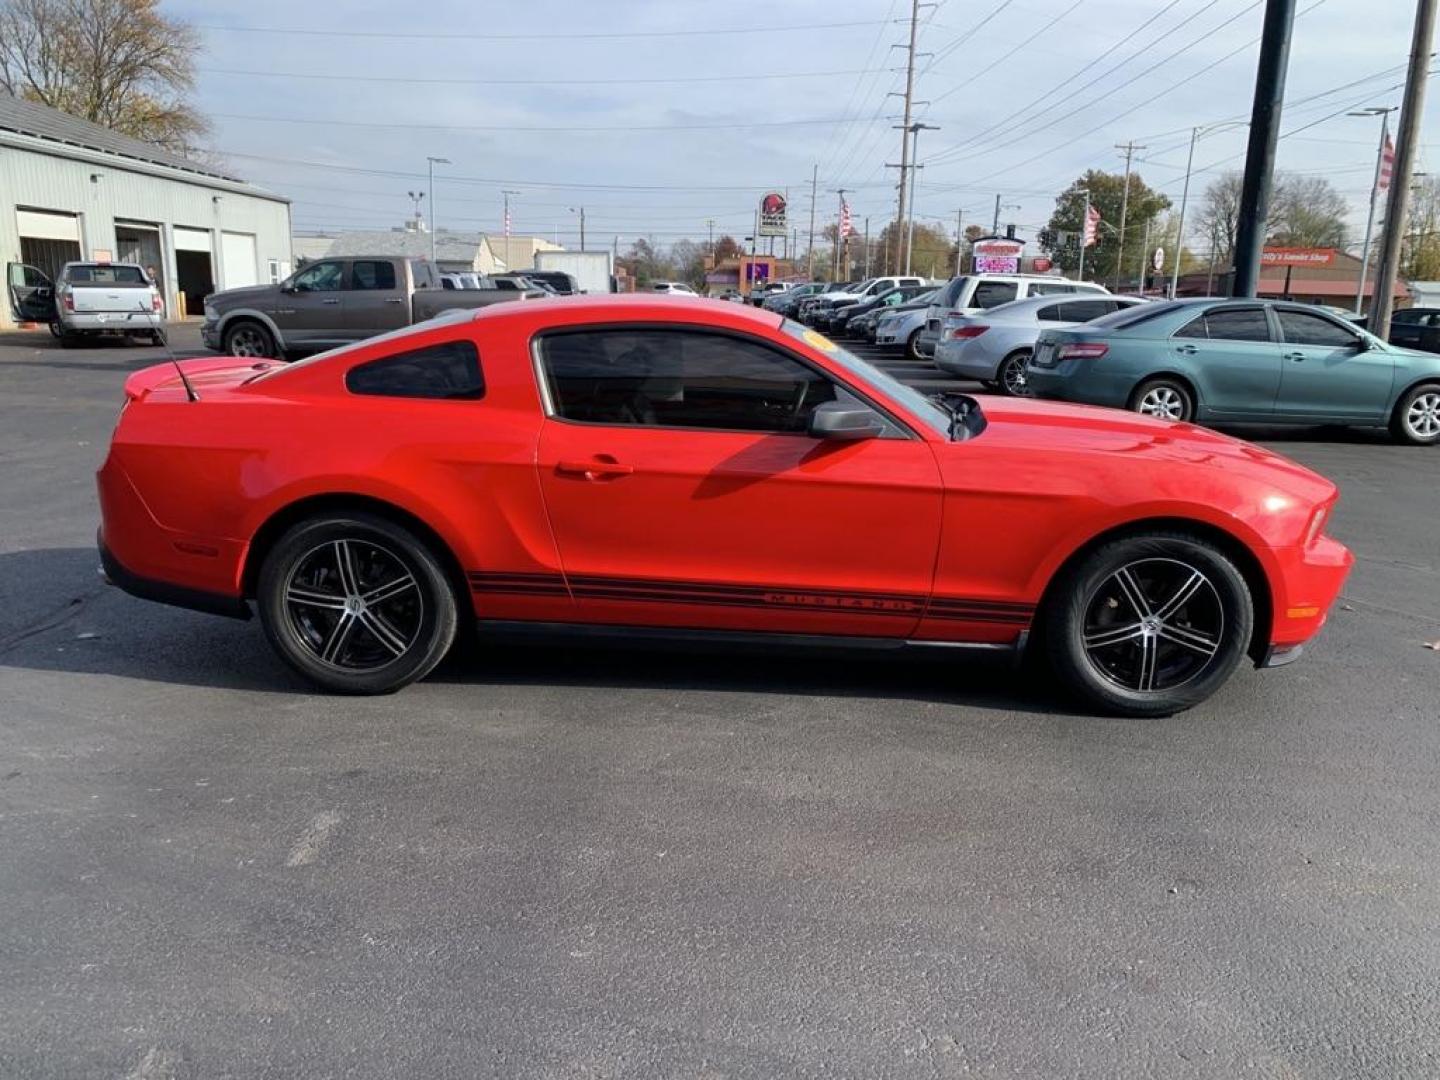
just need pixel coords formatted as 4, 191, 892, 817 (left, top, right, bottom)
3, 322, 1438, 1078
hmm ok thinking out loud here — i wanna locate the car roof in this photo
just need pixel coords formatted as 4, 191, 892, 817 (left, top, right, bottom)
470, 292, 785, 328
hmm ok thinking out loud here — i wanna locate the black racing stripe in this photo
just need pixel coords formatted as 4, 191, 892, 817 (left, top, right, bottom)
566, 575, 926, 607
568, 587, 922, 616
923, 611, 1032, 625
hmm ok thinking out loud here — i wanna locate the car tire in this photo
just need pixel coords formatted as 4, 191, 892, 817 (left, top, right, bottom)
1130, 377, 1195, 422
257, 513, 459, 694
223, 320, 276, 359
47, 321, 63, 339
997, 350, 1033, 396
1043, 532, 1253, 717
906, 329, 924, 362
1389, 382, 1440, 445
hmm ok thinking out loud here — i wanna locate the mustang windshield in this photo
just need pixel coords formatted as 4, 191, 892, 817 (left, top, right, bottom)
781, 319, 952, 438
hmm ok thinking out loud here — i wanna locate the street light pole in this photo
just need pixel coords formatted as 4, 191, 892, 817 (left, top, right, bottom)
1350, 107, 1398, 314
1077, 189, 1091, 281
953, 208, 964, 274
905, 123, 938, 275
426, 156, 450, 264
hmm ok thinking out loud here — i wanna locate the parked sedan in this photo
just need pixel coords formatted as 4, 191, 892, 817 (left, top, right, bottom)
874, 304, 931, 359
852, 289, 936, 343
1027, 298, 1440, 445
763, 282, 828, 317
98, 295, 1351, 716
935, 294, 1142, 395
832, 284, 934, 338
1388, 306, 1440, 353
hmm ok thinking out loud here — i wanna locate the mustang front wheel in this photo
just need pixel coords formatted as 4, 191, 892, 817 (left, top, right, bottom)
1043, 532, 1253, 716
257, 514, 458, 694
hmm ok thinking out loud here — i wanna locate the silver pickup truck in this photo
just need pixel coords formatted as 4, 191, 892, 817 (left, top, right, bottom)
201, 256, 539, 358
7, 261, 166, 347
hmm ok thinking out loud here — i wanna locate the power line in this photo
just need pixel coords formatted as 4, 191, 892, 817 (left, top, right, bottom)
211, 112, 878, 134
193, 18, 893, 41
199, 65, 889, 87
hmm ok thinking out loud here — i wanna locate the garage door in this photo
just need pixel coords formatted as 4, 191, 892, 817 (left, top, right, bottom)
16, 208, 81, 242
174, 227, 212, 253
221, 231, 258, 289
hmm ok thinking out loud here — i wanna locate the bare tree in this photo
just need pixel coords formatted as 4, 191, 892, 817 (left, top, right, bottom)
0, 0, 207, 151
1196, 171, 1349, 266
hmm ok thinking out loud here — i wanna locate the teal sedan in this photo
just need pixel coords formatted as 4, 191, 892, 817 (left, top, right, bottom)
1027, 298, 1440, 445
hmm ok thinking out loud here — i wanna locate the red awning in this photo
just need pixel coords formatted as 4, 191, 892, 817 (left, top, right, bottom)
1257, 277, 1407, 299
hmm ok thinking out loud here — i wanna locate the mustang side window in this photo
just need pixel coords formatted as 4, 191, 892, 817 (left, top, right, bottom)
539, 329, 846, 434
346, 340, 484, 400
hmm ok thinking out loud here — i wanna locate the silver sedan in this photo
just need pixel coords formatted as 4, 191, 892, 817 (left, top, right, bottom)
933, 294, 1145, 395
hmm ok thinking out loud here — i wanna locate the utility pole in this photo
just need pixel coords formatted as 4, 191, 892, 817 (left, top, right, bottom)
893, 0, 922, 276
426, 156, 450, 263
863, 217, 871, 278
904, 124, 937, 275
1114, 141, 1143, 289
706, 218, 715, 263
807, 163, 818, 279
1139, 218, 1153, 292
1232, 0, 1298, 297
501, 189, 520, 240
954, 208, 964, 273
992, 193, 1002, 234
1349, 108, 1397, 314
831, 188, 851, 280
1369, 0, 1436, 339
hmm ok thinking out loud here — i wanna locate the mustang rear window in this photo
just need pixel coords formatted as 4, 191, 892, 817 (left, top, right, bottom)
345, 340, 484, 400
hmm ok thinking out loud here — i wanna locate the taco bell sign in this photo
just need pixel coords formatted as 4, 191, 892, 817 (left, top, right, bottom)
758, 192, 787, 237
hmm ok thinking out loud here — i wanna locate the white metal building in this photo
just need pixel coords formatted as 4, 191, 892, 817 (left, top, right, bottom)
1, 94, 292, 328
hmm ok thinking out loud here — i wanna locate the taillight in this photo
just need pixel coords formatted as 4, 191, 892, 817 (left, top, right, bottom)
1057, 342, 1109, 360
152, 293, 162, 311
946, 325, 988, 341
62, 292, 75, 311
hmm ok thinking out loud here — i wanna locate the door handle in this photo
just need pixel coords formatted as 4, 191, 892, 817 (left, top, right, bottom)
1284, 351, 1305, 362
1176, 344, 1197, 354
322, 298, 341, 305
557, 459, 633, 480
383, 297, 404, 304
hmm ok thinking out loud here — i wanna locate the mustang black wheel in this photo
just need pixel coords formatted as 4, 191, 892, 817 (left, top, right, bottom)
257, 514, 458, 694
1043, 532, 1253, 716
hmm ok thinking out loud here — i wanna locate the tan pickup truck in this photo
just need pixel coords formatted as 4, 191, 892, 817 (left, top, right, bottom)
200, 255, 540, 358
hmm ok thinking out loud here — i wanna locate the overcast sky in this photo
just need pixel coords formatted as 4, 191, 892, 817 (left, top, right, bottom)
172, 0, 1435, 254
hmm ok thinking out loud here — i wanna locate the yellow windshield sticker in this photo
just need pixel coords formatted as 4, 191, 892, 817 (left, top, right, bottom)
803, 329, 837, 352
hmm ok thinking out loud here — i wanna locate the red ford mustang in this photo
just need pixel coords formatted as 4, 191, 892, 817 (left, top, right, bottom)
97, 296, 1352, 715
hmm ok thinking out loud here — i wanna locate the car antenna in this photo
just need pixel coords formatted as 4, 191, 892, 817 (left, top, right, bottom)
138, 289, 199, 402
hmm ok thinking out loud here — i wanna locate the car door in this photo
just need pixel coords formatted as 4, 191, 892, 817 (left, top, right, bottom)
276, 260, 347, 346
1387, 309, 1429, 350
1168, 305, 1282, 417
1273, 306, 1395, 420
7, 262, 56, 322
345, 260, 409, 339
532, 325, 945, 638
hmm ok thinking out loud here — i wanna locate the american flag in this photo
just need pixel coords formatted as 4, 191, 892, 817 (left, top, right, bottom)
839, 198, 854, 238
1378, 134, 1395, 193
1083, 204, 1101, 248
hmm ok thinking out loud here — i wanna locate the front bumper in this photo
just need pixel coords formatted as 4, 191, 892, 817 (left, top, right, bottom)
1264, 534, 1352, 654
201, 319, 221, 349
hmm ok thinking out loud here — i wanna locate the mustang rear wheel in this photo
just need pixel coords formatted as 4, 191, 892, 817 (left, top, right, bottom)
257, 514, 458, 694
1043, 532, 1253, 716
1391, 382, 1440, 445
1131, 377, 1195, 422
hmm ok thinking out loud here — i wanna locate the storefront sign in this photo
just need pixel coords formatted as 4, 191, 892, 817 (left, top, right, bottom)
1261, 247, 1336, 267
758, 192, 787, 237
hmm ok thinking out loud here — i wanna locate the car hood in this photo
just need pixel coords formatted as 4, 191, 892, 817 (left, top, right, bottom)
207, 284, 276, 309
966, 395, 1336, 497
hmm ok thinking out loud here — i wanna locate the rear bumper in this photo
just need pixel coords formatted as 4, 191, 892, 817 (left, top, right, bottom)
933, 341, 996, 379
98, 531, 250, 620
1025, 363, 1133, 409
61, 311, 160, 333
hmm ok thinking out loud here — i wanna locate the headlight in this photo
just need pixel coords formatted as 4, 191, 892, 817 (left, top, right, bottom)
203, 304, 217, 320
1304, 503, 1331, 545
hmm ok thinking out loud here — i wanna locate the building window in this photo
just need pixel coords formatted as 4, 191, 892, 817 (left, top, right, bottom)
268, 259, 281, 284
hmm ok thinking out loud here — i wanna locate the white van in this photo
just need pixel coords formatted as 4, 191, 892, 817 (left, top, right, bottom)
919, 273, 1109, 356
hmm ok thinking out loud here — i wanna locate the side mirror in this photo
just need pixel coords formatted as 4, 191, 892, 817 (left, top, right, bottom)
280, 283, 297, 294
808, 401, 885, 441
